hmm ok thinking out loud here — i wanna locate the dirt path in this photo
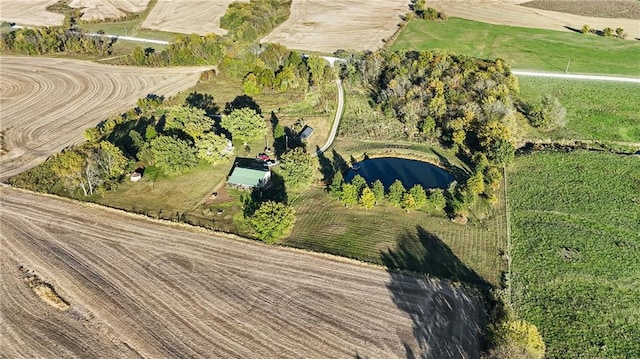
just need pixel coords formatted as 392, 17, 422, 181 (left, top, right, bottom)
0, 187, 484, 358
314, 79, 343, 156
0, 56, 210, 181
429, 0, 640, 40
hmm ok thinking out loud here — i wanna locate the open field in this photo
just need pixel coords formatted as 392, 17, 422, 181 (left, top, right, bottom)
520, 0, 640, 19
0, 0, 64, 26
391, 17, 640, 75
429, 0, 640, 40
69, 0, 150, 21
518, 77, 640, 142
1, 187, 484, 358
142, 0, 246, 35
261, 0, 409, 53
0, 56, 209, 181
508, 151, 640, 358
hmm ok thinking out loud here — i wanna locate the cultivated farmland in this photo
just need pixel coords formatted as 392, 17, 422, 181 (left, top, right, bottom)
68, 0, 150, 21
0, 0, 64, 26
1, 188, 485, 358
508, 151, 640, 358
0, 56, 209, 181
261, 0, 410, 53
428, 0, 640, 39
142, 0, 247, 36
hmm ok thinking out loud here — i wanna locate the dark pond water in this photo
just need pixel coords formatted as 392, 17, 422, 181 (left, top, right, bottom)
344, 157, 454, 190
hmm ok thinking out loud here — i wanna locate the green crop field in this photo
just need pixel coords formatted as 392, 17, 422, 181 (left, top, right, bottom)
391, 18, 640, 76
508, 151, 640, 358
518, 77, 640, 142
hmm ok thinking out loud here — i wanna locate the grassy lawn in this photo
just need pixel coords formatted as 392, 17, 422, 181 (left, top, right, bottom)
391, 18, 640, 76
508, 151, 640, 358
284, 140, 506, 286
518, 77, 640, 142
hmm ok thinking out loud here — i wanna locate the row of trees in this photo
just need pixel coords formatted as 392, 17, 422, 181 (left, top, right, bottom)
0, 25, 114, 56
220, 0, 292, 42
581, 24, 627, 38
329, 172, 447, 211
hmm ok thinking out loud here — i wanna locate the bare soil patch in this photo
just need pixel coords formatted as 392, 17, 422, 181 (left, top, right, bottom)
429, 0, 640, 39
0, 0, 65, 26
261, 0, 411, 53
68, 0, 150, 21
1, 188, 484, 358
0, 56, 209, 181
520, 0, 640, 19
142, 0, 248, 35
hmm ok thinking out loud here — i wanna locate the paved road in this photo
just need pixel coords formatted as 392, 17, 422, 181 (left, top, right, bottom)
511, 70, 640, 83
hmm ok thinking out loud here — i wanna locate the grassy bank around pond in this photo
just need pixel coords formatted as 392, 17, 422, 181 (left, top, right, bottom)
518, 77, 640, 143
508, 151, 640, 358
391, 17, 640, 76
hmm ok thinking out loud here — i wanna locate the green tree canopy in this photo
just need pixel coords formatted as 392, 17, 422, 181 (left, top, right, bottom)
372, 179, 385, 204
409, 184, 427, 208
277, 147, 317, 191
350, 174, 367, 196
340, 183, 358, 207
329, 171, 344, 198
150, 135, 199, 175
195, 132, 232, 165
249, 201, 295, 243
163, 106, 215, 140
428, 188, 447, 210
387, 180, 406, 207
221, 107, 267, 142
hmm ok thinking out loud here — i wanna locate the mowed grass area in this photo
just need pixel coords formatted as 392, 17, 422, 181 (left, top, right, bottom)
508, 151, 640, 358
284, 140, 506, 286
518, 77, 640, 142
391, 18, 640, 76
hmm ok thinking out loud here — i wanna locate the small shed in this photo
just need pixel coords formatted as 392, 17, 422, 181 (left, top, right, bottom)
227, 165, 271, 189
298, 125, 314, 141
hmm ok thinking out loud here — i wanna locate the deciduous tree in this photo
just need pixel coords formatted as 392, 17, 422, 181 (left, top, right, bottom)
277, 147, 317, 191
409, 184, 427, 208
340, 183, 358, 207
387, 180, 406, 207
221, 107, 267, 142
359, 187, 376, 209
249, 201, 295, 243
372, 179, 385, 204
150, 135, 199, 175
195, 132, 232, 165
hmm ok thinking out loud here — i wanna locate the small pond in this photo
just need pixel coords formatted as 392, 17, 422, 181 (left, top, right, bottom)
344, 157, 454, 190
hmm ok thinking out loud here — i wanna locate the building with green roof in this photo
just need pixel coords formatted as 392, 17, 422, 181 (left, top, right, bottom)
227, 165, 271, 189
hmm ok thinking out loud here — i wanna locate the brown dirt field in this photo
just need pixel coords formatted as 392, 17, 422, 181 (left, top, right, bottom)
0, 56, 210, 181
0, 187, 485, 358
260, 0, 411, 53
0, 0, 65, 26
68, 0, 150, 21
520, 0, 640, 19
141, 0, 248, 36
429, 0, 640, 39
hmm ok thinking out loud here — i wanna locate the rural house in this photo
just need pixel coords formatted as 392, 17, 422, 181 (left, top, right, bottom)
227, 160, 271, 189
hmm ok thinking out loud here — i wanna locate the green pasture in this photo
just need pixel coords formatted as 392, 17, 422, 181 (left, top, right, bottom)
391, 18, 640, 76
508, 151, 640, 358
518, 77, 640, 142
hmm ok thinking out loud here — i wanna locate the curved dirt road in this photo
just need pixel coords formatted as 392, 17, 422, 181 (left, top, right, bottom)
0, 188, 483, 358
0, 56, 210, 181
315, 79, 344, 156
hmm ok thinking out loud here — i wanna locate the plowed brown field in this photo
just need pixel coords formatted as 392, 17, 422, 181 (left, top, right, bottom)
68, 0, 150, 21
261, 0, 410, 53
0, 56, 209, 181
429, 0, 640, 39
0, 0, 64, 26
0, 188, 484, 358
141, 0, 247, 36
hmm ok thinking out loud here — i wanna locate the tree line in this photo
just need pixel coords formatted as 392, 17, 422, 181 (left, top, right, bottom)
0, 24, 114, 56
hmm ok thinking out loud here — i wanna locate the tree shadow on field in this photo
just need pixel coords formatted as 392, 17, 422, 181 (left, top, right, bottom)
224, 95, 262, 115
382, 226, 487, 358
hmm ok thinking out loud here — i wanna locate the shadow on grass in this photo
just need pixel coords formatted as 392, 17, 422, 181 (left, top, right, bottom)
382, 226, 487, 358
381, 226, 489, 288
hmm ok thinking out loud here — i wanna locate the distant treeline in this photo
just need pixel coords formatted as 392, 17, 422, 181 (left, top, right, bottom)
0, 25, 114, 56
114, 0, 292, 67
